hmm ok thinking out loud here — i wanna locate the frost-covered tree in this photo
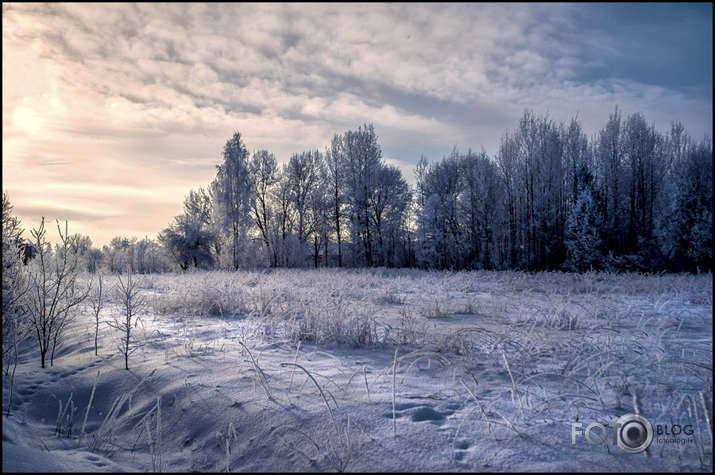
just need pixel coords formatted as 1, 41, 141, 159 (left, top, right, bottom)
85, 247, 104, 274
212, 131, 254, 269
416, 148, 465, 269
418, 147, 503, 270
158, 191, 208, 271
563, 116, 593, 207
64, 233, 105, 274
325, 134, 348, 267
460, 149, 503, 269
62, 233, 93, 272
496, 130, 520, 268
286, 149, 323, 264
143, 238, 170, 274
2, 193, 31, 374
102, 243, 118, 274
512, 110, 566, 269
183, 187, 214, 228
308, 158, 332, 268
342, 124, 385, 266
564, 188, 603, 271
155, 110, 710, 273
330, 124, 413, 268
2, 193, 31, 416
621, 112, 667, 250
595, 106, 626, 256
369, 164, 411, 268
133, 237, 151, 274
661, 136, 713, 271
267, 167, 296, 267
158, 190, 217, 271
104, 236, 134, 274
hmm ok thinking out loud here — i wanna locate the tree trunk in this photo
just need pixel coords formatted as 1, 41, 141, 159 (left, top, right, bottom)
6, 344, 19, 417
335, 192, 342, 268
125, 321, 131, 370
324, 231, 329, 268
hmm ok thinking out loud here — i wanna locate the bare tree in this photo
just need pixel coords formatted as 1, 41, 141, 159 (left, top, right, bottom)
24, 218, 90, 368
250, 149, 279, 262
108, 270, 146, 370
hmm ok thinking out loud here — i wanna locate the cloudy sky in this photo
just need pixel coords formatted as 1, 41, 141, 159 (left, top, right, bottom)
3, 3, 712, 247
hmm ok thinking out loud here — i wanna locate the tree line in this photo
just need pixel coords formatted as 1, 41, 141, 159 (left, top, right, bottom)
159, 123, 415, 270
5, 107, 712, 275
416, 108, 712, 273
160, 108, 711, 273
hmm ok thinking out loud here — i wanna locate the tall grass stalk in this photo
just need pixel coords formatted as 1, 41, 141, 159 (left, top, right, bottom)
55, 392, 75, 437
155, 396, 162, 472
279, 362, 351, 472
89, 368, 156, 454
79, 370, 100, 448
700, 391, 712, 443
392, 348, 398, 437
288, 341, 301, 392
237, 340, 272, 400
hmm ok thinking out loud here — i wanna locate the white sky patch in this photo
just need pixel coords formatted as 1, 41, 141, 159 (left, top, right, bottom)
384, 156, 417, 186
12, 106, 43, 136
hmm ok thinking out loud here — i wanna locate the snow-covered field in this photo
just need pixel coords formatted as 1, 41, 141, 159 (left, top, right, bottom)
3, 269, 712, 472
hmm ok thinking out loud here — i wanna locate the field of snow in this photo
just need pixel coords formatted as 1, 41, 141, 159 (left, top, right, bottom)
3, 269, 713, 472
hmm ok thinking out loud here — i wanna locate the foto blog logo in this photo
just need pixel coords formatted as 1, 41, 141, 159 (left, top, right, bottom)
572, 413, 654, 454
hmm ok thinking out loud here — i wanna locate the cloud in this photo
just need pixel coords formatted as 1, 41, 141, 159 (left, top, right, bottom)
3, 3, 712, 246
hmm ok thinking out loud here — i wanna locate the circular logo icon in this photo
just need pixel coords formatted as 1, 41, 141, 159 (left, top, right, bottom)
615, 413, 653, 454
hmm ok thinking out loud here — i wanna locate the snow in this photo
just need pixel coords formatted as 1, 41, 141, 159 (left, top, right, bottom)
3, 269, 712, 472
